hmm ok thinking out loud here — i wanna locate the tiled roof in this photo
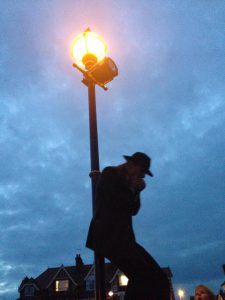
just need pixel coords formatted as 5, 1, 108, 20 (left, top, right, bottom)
162, 266, 173, 278
18, 276, 39, 291
34, 262, 118, 289
65, 264, 93, 284
35, 267, 59, 289
104, 263, 118, 282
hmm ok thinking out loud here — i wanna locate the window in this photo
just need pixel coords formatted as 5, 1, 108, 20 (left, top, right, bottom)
119, 274, 128, 286
120, 294, 125, 300
112, 282, 117, 292
24, 286, 35, 296
55, 280, 69, 292
86, 278, 95, 291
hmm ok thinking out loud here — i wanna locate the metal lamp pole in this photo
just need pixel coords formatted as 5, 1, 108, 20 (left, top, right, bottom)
87, 78, 106, 300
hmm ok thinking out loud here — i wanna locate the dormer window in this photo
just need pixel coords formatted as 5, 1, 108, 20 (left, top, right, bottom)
55, 280, 69, 292
24, 286, 35, 296
119, 274, 128, 286
86, 278, 95, 291
85, 266, 95, 291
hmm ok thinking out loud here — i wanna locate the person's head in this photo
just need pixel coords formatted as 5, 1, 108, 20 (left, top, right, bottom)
194, 285, 216, 300
123, 152, 153, 178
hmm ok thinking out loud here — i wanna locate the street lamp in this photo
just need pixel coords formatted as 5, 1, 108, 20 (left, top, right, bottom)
71, 28, 118, 89
178, 289, 185, 300
108, 291, 114, 297
71, 28, 118, 300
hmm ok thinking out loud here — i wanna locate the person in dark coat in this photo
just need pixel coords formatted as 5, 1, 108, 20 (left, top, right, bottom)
86, 152, 170, 300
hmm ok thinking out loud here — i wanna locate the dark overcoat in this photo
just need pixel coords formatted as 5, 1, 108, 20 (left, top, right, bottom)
86, 166, 141, 258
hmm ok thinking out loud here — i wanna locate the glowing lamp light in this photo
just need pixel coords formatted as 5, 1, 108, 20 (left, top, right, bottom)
71, 28, 107, 70
178, 289, 185, 299
108, 291, 114, 297
119, 274, 129, 286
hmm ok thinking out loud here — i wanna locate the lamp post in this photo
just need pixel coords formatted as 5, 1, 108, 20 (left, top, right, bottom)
71, 28, 118, 300
178, 289, 185, 300
108, 291, 114, 299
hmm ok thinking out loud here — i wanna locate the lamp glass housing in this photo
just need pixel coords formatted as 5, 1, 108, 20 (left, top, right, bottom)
71, 30, 107, 68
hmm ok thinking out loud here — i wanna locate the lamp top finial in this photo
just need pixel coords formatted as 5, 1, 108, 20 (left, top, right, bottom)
84, 27, 91, 33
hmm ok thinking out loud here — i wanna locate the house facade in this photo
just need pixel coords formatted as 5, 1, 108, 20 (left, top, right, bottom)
17, 254, 175, 300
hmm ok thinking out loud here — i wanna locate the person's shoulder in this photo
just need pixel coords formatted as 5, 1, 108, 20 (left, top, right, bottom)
102, 166, 116, 173
102, 166, 117, 176
100, 166, 127, 188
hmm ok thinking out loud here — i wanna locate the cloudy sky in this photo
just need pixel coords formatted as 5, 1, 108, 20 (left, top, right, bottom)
0, 0, 224, 299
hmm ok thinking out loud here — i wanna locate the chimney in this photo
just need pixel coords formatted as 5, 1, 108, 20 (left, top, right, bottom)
75, 254, 84, 269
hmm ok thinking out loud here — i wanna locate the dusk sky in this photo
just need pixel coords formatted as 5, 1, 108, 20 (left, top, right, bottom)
0, 1, 224, 299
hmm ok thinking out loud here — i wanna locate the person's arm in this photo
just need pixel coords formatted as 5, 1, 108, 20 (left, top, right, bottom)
130, 193, 140, 215
99, 167, 141, 215
129, 177, 146, 215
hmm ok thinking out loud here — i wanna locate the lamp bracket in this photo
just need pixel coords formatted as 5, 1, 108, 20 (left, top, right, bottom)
72, 63, 108, 91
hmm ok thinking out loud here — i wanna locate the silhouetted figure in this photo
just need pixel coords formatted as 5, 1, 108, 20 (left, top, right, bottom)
194, 285, 216, 300
86, 152, 170, 300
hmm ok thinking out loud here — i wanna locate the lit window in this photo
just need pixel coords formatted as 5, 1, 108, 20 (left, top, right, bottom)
119, 274, 128, 286
55, 280, 69, 292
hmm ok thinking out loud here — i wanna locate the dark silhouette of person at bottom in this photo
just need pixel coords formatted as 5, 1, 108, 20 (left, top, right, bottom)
86, 152, 170, 300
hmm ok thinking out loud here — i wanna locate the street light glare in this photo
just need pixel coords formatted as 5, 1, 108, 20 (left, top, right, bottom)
71, 29, 107, 68
178, 289, 184, 297
108, 291, 114, 297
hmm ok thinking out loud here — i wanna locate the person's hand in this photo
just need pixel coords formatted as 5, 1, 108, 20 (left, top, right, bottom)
130, 176, 146, 192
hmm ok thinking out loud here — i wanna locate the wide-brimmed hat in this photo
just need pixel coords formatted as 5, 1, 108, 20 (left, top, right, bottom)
123, 152, 153, 177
